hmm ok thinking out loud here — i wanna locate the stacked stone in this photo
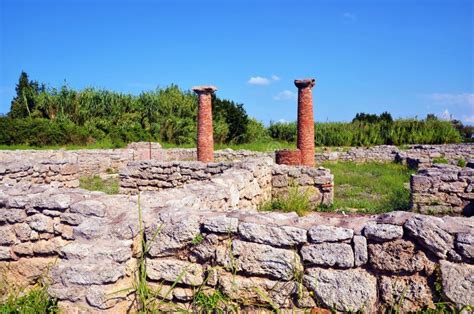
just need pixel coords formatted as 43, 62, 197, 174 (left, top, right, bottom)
399, 144, 474, 169
271, 164, 334, 206
119, 160, 234, 194
411, 164, 473, 215
0, 160, 80, 188
0, 149, 133, 176
144, 210, 473, 312
0, 184, 139, 312
1, 182, 473, 313
314, 145, 401, 163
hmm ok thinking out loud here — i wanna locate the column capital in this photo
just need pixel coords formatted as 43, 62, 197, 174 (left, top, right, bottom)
192, 85, 218, 94
294, 78, 315, 89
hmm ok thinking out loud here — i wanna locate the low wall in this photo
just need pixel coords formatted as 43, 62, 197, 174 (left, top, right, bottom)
0, 160, 80, 188
411, 164, 473, 216
399, 144, 474, 169
272, 164, 334, 205
0, 149, 133, 176
315, 144, 474, 168
1, 184, 472, 312
119, 158, 334, 208
119, 161, 234, 194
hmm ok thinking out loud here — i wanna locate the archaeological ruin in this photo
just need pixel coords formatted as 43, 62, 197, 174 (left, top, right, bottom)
0, 80, 473, 312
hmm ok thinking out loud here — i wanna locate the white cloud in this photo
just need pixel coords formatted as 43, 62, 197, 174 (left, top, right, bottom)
271, 75, 280, 81
463, 115, 474, 123
428, 93, 474, 107
342, 12, 357, 22
248, 76, 270, 86
278, 118, 288, 123
274, 90, 297, 101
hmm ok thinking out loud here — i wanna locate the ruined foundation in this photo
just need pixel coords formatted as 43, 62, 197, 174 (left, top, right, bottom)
0, 143, 473, 312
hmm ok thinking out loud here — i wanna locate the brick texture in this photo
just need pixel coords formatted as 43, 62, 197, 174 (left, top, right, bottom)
193, 86, 217, 163
295, 79, 316, 167
275, 149, 301, 165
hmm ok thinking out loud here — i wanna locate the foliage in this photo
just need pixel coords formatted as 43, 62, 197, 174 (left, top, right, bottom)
352, 111, 393, 123
432, 157, 449, 164
1, 72, 465, 148
260, 183, 311, 216
79, 175, 119, 194
457, 159, 467, 167
268, 118, 462, 147
0, 283, 58, 314
321, 162, 414, 214
1, 72, 253, 147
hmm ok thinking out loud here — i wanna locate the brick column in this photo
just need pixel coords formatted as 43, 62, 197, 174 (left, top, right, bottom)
192, 85, 217, 163
295, 78, 316, 167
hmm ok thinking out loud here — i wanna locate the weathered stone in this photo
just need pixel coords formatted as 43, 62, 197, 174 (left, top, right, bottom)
33, 193, 71, 210
172, 287, 194, 302
60, 241, 132, 263
147, 214, 201, 257
219, 272, 295, 308
48, 284, 83, 301
0, 246, 12, 260
70, 200, 106, 217
13, 242, 34, 256
33, 238, 67, 255
301, 243, 354, 268
303, 268, 377, 312
27, 214, 54, 233
368, 240, 433, 274
146, 258, 204, 286
404, 216, 454, 258
440, 261, 474, 306
232, 240, 301, 280
353, 235, 368, 266
380, 276, 434, 312
86, 286, 127, 310
60, 263, 125, 285
13, 223, 32, 242
0, 207, 27, 223
73, 218, 104, 240
202, 216, 238, 233
238, 222, 306, 247
363, 223, 403, 242
308, 225, 353, 243
0, 226, 16, 245
456, 233, 474, 261
190, 234, 218, 263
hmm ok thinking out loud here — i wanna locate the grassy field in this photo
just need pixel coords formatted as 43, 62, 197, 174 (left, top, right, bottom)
79, 175, 119, 194
321, 161, 414, 214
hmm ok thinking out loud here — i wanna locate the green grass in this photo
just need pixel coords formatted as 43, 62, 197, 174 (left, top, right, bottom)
321, 161, 414, 214
0, 284, 58, 314
260, 184, 312, 216
79, 175, 119, 194
432, 157, 449, 164
0, 138, 126, 150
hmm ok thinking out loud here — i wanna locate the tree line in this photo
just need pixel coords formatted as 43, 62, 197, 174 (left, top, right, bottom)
0, 72, 470, 148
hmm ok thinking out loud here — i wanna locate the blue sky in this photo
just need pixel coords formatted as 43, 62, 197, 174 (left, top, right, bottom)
1, 0, 473, 124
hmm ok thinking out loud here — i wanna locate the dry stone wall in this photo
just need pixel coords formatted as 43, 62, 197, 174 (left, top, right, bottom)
1, 184, 473, 312
272, 164, 334, 205
119, 160, 234, 194
119, 158, 335, 208
411, 164, 473, 216
0, 160, 80, 188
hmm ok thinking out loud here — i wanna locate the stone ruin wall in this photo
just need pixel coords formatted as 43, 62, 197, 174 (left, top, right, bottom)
0, 183, 472, 312
0, 144, 473, 312
411, 164, 473, 216
119, 158, 334, 207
